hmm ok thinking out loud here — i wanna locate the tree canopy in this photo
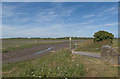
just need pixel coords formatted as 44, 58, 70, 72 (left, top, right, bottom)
93, 31, 114, 43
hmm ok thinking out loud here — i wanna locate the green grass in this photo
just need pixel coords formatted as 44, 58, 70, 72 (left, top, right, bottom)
2, 49, 118, 77
75, 39, 118, 53
2, 39, 67, 53
2, 49, 86, 77
111, 39, 118, 48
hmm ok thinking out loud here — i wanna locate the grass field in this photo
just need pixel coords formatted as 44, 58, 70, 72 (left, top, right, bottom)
74, 39, 118, 53
2, 39, 67, 53
2, 48, 118, 77
2, 39, 119, 77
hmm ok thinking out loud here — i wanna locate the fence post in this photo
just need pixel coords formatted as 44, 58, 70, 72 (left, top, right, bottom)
69, 37, 72, 52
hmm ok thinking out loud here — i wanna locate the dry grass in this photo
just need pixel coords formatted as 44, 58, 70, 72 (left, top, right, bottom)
72, 54, 118, 77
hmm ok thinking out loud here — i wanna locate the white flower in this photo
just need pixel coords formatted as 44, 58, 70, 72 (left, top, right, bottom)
39, 76, 41, 78
33, 75, 35, 76
57, 67, 60, 69
77, 64, 79, 66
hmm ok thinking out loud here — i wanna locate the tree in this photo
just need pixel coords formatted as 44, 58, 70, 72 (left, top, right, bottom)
93, 31, 114, 43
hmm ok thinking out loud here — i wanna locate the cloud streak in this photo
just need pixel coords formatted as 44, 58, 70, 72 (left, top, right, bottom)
83, 5, 118, 19
2, 2, 118, 38
83, 14, 95, 18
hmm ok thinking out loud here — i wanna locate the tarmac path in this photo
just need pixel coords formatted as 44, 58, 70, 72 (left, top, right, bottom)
72, 51, 101, 59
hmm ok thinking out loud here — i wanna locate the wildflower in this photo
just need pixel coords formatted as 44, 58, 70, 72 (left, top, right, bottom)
57, 67, 60, 69
96, 48, 99, 49
39, 76, 41, 78
49, 69, 52, 71
33, 74, 35, 77
77, 64, 79, 66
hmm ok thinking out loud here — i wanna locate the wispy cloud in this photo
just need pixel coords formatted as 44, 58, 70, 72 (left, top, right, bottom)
51, 2, 82, 17
83, 5, 118, 19
2, 4, 16, 17
35, 10, 58, 22
98, 7, 116, 14
83, 14, 95, 18
2, 23, 66, 38
104, 23, 118, 26
3, 4, 58, 24
2, 2, 118, 38
2, 21, 118, 38
85, 22, 118, 30
2, 2, 33, 18
83, 19, 95, 24
97, 6, 118, 17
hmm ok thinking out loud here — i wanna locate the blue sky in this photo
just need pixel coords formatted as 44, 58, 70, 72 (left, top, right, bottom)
2, 2, 118, 38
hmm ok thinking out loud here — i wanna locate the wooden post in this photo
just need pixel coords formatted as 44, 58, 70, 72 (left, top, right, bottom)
69, 37, 72, 52
35, 40, 37, 44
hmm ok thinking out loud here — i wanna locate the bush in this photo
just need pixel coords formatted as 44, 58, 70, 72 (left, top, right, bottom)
93, 31, 114, 43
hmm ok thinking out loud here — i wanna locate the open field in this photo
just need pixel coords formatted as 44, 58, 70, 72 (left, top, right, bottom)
2, 38, 119, 77
2, 38, 118, 63
2, 39, 86, 63
2, 38, 88, 53
2, 49, 118, 77
2, 38, 118, 53
74, 39, 118, 53
2, 39, 68, 53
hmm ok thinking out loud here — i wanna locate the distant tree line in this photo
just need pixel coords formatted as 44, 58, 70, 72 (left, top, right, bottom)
3, 37, 93, 40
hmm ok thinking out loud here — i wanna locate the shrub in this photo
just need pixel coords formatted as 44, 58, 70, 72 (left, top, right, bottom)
93, 31, 114, 43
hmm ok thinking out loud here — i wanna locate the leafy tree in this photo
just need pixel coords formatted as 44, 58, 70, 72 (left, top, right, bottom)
93, 31, 114, 43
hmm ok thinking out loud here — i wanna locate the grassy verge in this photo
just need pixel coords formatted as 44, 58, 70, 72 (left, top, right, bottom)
75, 39, 118, 53
2, 49, 118, 77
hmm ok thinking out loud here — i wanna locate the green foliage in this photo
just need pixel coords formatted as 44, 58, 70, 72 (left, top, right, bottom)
93, 31, 114, 43
2, 49, 86, 77
75, 39, 112, 53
